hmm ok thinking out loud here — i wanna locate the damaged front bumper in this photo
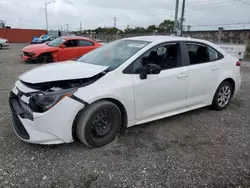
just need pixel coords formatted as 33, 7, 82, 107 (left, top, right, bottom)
21, 54, 38, 63
9, 81, 85, 145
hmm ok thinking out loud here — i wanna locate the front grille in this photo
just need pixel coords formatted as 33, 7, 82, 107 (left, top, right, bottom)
9, 92, 32, 140
10, 106, 30, 140
23, 51, 33, 57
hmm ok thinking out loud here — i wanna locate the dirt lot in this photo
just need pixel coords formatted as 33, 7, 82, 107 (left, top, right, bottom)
0, 44, 250, 188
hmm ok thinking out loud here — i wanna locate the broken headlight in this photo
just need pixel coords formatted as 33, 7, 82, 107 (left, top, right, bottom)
29, 88, 77, 112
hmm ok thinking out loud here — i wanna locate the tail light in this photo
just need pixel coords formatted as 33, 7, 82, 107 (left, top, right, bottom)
236, 61, 241, 66
5, 40, 8, 43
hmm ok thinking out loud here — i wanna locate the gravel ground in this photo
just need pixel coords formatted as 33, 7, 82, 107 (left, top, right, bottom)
0, 44, 250, 188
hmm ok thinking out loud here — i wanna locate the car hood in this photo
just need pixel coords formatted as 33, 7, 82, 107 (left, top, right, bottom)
19, 61, 109, 84
23, 43, 55, 52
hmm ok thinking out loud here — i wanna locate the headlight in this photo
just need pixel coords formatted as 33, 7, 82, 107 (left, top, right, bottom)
29, 88, 77, 112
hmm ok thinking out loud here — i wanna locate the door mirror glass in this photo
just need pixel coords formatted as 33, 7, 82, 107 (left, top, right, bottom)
60, 45, 66, 48
140, 64, 161, 80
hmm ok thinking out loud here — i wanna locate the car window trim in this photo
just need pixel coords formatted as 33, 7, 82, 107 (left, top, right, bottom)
123, 41, 186, 74
184, 41, 224, 66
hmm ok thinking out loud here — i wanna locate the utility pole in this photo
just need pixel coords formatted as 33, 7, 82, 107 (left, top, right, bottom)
180, 0, 186, 36
18, 18, 21, 28
45, 3, 48, 31
65, 24, 69, 35
114, 17, 116, 28
80, 21, 82, 32
45, 1, 55, 33
173, 0, 179, 35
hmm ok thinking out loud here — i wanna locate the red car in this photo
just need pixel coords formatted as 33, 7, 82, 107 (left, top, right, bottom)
22, 36, 102, 63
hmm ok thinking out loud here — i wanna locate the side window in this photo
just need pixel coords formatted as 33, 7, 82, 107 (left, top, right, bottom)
186, 43, 209, 65
78, 40, 94, 47
208, 46, 219, 61
64, 40, 78, 48
132, 43, 180, 73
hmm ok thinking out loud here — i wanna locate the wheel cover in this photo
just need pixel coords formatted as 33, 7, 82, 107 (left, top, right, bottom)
217, 85, 231, 108
91, 110, 114, 137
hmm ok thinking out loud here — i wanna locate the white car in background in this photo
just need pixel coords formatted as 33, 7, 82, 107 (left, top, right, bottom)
9, 36, 242, 148
0, 37, 9, 49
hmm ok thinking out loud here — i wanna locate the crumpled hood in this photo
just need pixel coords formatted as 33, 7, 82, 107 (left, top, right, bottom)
19, 60, 108, 84
23, 43, 54, 52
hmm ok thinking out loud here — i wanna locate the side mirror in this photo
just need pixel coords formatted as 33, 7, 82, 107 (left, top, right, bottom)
140, 64, 161, 80
60, 45, 66, 48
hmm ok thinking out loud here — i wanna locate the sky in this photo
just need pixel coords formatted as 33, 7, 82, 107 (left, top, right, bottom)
1, 0, 250, 31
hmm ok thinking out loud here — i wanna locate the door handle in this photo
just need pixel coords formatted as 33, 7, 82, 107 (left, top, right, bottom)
182, 73, 188, 77
212, 66, 220, 70
177, 72, 188, 78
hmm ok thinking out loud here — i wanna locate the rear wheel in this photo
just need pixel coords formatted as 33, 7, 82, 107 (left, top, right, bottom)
76, 101, 122, 148
212, 81, 233, 111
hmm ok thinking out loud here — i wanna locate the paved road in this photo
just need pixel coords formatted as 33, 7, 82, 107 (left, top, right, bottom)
0, 44, 250, 188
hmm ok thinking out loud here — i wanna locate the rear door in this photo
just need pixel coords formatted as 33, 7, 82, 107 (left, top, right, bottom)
77, 40, 97, 58
184, 42, 224, 107
58, 40, 78, 61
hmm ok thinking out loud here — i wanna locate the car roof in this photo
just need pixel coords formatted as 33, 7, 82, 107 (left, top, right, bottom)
62, 36, 93, 41
123, 35, 210, 44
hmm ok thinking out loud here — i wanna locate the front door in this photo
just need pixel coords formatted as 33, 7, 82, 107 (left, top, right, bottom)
133, 43, 189, 120
58, 40, 78, 61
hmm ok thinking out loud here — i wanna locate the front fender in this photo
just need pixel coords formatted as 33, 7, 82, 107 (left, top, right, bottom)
36, 50, 58, 61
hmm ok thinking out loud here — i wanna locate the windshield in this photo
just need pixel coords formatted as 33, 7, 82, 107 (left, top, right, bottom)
77, 39, 150, 70
47, 37, 66, 47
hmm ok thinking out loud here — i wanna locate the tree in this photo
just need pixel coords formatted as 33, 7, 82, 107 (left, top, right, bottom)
146, 25, 158, 32
158, 20, 175, 32
133, 27, 146, 33
71, 19, 175, 35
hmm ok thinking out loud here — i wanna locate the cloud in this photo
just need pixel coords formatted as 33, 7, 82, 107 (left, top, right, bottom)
0, 0, 249, 31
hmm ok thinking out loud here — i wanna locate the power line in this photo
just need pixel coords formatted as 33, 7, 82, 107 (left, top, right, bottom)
187, 2, 238, 11
187, 0, 236, 8
187, 0, 235, 5
238, 0, 250, 5
189, 22, 250, 27
116, 0, 238, 17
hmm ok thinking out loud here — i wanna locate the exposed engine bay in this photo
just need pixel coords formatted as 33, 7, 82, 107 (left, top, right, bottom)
15, 71, 107, 113
20, 71, 107, 91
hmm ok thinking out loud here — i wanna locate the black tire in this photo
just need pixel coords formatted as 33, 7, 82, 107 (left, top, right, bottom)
212, 81, 233, 111
37, 53, 53, 63
0, 44, 2, 49
76, 101, 122, 148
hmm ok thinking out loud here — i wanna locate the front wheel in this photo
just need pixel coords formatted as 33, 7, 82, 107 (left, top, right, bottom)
76, 101, 122, 148
36, 53, 53, 63
212, 81, 233, 111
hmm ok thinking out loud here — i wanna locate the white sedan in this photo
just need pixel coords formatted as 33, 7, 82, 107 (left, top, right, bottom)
9, 36, 242, 148
0, 37, 10, 49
